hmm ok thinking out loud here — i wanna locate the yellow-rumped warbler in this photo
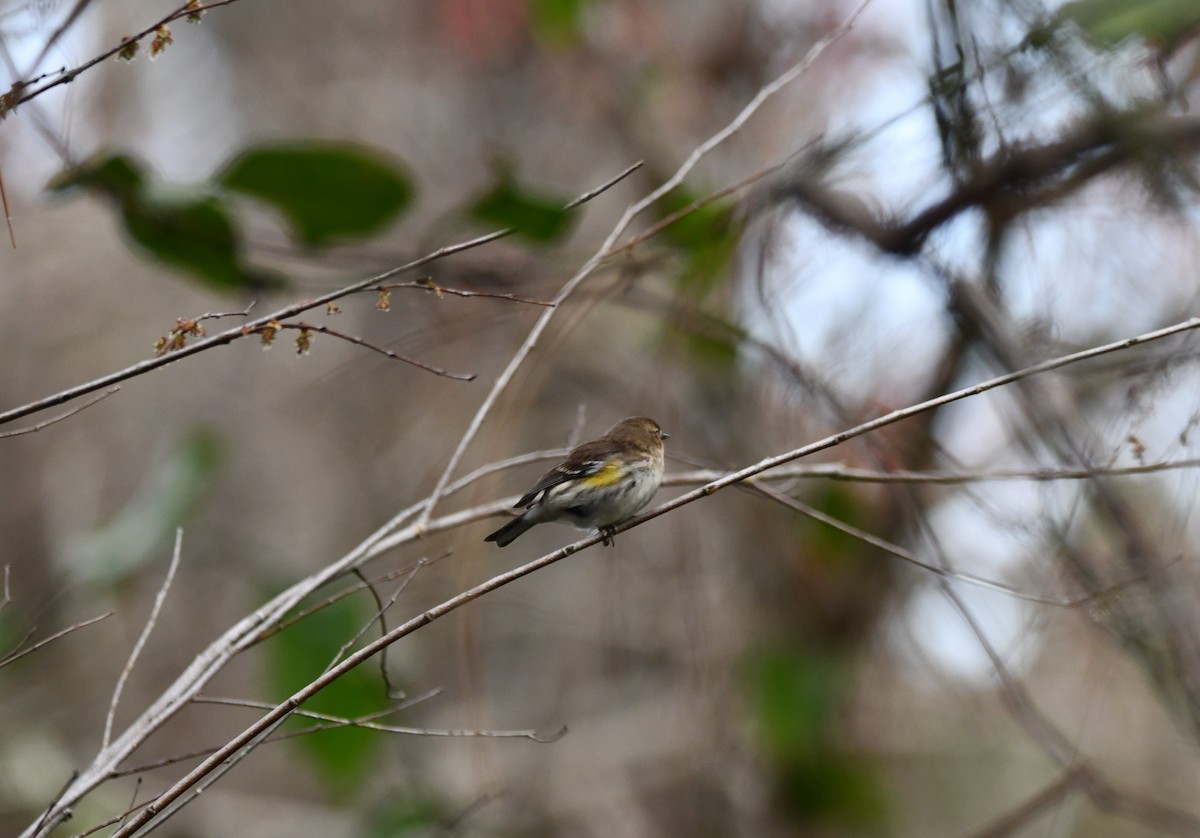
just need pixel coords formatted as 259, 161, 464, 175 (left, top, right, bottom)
484, 416, 668, 548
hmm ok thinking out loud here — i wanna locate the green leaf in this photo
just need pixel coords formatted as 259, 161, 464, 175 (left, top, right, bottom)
468, 170, 574, 243
655, 191, 739, 296
122, 192, 280, 291
1059, 0, 1200, 47
268, 594, 388, 796
218, 142, 414, 248
529, 0, 591, 47
49, 153, 282, 292
68, 429, 222, 586
361, 796, 447, 837
48, 153, 145, 198
751, 647, 839, 756
747, 646, 885, 826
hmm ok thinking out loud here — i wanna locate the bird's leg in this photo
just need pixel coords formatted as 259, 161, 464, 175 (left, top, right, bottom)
599, 526, 616, 547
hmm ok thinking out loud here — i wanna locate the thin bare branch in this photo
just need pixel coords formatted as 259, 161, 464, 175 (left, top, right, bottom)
31, 771, 77, 838
378, 277, 556, 307
104, 529, 184, 749
326, 560, 427, 689
193, 695, 565, 742
748, 482, 1099, 606
110, 688, 444, 780
0, 387, 119, 440
0, 165, 14, 248
278, 321, 475, 381
250, 552, 452, 647
0, 611, 112, 669
9, 1, 247, 113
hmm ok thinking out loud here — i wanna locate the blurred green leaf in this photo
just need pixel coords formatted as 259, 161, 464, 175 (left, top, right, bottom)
122, 192, 280, 291
751, 647, 839, 756
218, 142, 415, 248
798, 484, 875, 567
68, 429, 222, 585
49, 153, 281, 292
361, 796, 447, 837
655, 191, 739, 296
468, 170, 574, 243
269, 594, 387, 796
747, 646, 885, 826
665, 309, 744, 370
529, 0, 591, 47
1059, 0, 1200, 47
48, 153, 145, 197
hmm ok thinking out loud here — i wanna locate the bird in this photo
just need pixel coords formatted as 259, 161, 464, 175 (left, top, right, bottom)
484, 416, 668, 548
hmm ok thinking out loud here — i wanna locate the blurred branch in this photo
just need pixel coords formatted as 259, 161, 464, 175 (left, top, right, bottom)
744, 480, 1152, 607
1, 166, 13, 248
0, 162, 641, 429
0, 611, 113, 669
781, 111, 1200, 255
104, 530, 183, 749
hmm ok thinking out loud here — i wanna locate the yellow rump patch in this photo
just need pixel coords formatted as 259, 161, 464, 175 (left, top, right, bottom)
580, 460, 621, 488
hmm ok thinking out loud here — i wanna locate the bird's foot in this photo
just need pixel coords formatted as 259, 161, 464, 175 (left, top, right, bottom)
599, 526, 616, 547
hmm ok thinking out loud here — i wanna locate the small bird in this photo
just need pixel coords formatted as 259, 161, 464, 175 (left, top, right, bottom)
484, 416, 669, 548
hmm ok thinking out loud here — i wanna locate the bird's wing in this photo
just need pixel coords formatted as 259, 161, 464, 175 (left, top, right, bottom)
513, 440, 616, 508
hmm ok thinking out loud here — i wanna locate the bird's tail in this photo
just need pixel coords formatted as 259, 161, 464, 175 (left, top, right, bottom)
484, 513, 535, 548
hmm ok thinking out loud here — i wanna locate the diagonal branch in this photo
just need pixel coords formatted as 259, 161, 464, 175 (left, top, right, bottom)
104, 530, 184, 748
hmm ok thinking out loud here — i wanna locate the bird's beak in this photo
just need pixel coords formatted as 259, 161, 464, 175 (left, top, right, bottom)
661, 431, 670, 440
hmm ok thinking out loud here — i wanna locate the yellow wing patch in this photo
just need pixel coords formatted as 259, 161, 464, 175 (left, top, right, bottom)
580, 460, 621, 488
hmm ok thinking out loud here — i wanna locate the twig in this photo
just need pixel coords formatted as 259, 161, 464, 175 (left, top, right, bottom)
0, 162, 641, 429
193, 695, 565, 742
0, 387, 119, 439
0, 611, 113, 669
746, 481, 1156, 607
104, 529, 183, 749
968, 768, 1084, 838
327, 562, 428, 696
10, 1, 247, 112
378, 278, 556, 307
0, 565, 10, 611
21, 0, 99, 80
115, 777, 143, 834
276, 322, 475, 381
110, 688, 444, 780
30, 771, 77, 838
412, 0, 877, 532
0, 165, 13, 248
250, 552, 452, 646
610, 153, 799, 255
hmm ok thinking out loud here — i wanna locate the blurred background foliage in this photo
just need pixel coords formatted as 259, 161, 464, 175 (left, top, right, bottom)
4, 0, 1200, 836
